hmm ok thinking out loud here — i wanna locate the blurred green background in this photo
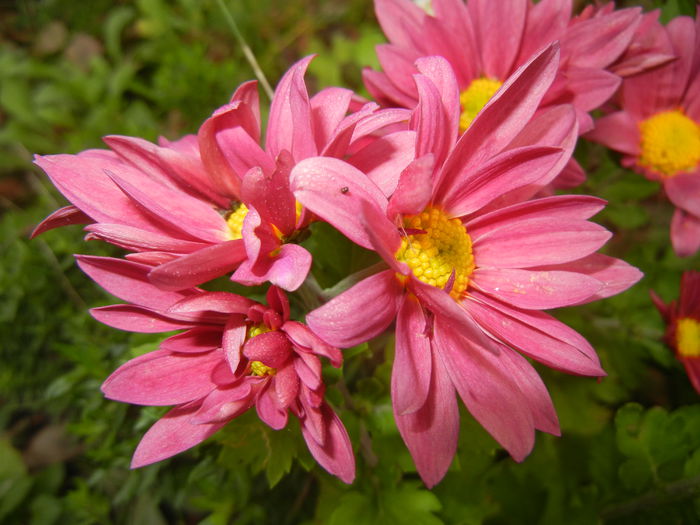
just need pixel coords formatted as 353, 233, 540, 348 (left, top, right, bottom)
1, 0, 700, 523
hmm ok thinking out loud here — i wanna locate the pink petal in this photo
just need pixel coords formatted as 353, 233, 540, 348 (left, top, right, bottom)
256, 384, 288, 430
282, 320, 343, 367
472, 267, 603, 310
310, 87, 353, 150
102, 349, 222, 405
665, 174, 700, 217
681, 358, 700, 395
90, 305, 194, 333
434, 315, 535, 462
85, 223, 209, 253
671, 208, 700, 258
241, 160, 296, 236
131, 404, 226, 468
464, 293, 604, 376
301, 403, 356, 483
243, 331, 293, 368
394, 346, 459, 488
415, 56, 460, 142
229, 80, 261, 140
160, 327, 222, 354
392, 295, 432, 415
473, 217, 611, 269
191, 384, 254, 424
387, 154, 435, 217
31, 205, 91, 238
76, 255, 196, 310
290, 157, 389, 250
265, 55, 316, 162
168, 291, 255, 315
411, 72, 451, 173
232, 243, 312, 292
274, 364, 300, 408
294, 353, 323, 392
375, 0, 426, 48
306, 270, 403, 348
148, 240, 247, 291
586, 111, 641, 156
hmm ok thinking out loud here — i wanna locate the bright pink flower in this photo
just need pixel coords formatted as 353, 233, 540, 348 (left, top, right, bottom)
365, 0, 647, 134
652, 271, 700, 394
587, 15, 700, 257
34, 56, 412, 291
75, 255, 355, 483
290, 46, 642, 487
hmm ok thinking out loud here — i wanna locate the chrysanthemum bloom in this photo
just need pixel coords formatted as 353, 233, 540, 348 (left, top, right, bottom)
363, 0, 649, 187
76, 255, 355, 483
587, 15, 700, 257
652, 271, 700, 394
290, 46, 642, 487
33, 56, 412, 291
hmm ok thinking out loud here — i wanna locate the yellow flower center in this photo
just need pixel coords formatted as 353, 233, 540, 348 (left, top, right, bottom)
247, 323, 271, 339
638, 109, 700, 177
459, 77, 502, 132
395, 207, 475, 300
250, 361, 276, 376
677, 317, 700, 358
226, 203, 249, 240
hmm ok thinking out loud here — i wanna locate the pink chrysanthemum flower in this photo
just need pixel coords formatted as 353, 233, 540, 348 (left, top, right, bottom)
75, 255, 355, 483
365, 0, 645, 134
587, 15, 700, 257
33, 56, 411, 291
652, 271, 700, 394
290, 46, 642, 487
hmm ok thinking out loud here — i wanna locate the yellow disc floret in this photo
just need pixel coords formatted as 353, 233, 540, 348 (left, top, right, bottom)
395, 207, 475, 300
677, 317, 700, 358
459, 77, 503, 132
638, 109, 700, 177
250, 360, 276, 376
226, 203, 249, 240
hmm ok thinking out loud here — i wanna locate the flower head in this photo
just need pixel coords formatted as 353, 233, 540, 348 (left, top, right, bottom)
291, 46, 642, 487
586, 14, 700, 256
76, 255, 354, 483
33, 56, 411, 291
652, 271, 700, 394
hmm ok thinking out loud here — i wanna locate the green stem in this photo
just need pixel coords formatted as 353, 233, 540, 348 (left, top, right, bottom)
214, 0, 274, 100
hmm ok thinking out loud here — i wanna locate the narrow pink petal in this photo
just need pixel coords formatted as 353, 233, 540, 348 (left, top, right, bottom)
347, 130, 417, 197
256, 385, 288, 430
85, 223, 209, 253
665, 174, 700, 217
562, 8, 641, 69
104, 170, 229, 243
363, 67, 418, 108
31, 205, 91, 238
473, 218, 611, 269
671, 208, 700, 258
104, 135, 228, 208
243, 331, 292, 368
665, 16, 696, 101
126, 252, 178, 265
415, 56, 460, 146
290, 157, 389, 250
561, 67, 621, 114
168, 291, 255, 315
148, 240, 247, 291
310, 87, 353, 151
387, 154, 435, 217
229, 80, 261, 140
301, 403, 356, 483
586, 111, 641, 156
518, 0, 571, 62
472, 267, 603, 310
90, 305, 194, 333
232, 243, 312, 292
534, 253, 643, 302
497, 346, 560, 436
274, 364, 300, 408
438, 44, 560, 194
191, 384, 254, 424
102, 348, 222, 405
411, 72, 451, 173
34, 153, 164, 231
443, 146, 565, 217
375, 0, 426, 49
362, 200, 406, 275
551, 158, 586, 190
468, 0, 527, 79
306, 270, 402, 348
160, 327, 223, 354
434, 316, 535, 462
463, 294, 604, 376
241, 160, 296, 235
131, 404, 226, 468
466, 195, 607, 241
283, 320, 343, 367
294, 353, 323, 392
76, 255, 196, 310
265, 55, 316, 161
394, 348, 459, 488
392, 295, 432, 415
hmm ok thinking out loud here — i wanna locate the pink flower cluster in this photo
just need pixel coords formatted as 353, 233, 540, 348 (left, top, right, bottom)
36, 0, 700, 488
